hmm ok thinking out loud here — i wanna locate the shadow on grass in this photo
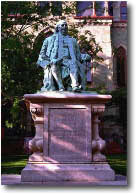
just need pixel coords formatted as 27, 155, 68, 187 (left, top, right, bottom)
1, 167, 25, 174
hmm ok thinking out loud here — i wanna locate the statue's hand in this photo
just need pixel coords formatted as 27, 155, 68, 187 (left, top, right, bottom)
51, 59, 57, 65
51, 58, 63, 65
57, 58, 63, 65
81, 54, 91, 62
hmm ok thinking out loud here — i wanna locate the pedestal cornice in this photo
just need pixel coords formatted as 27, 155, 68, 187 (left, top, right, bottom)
24, 92, 112, 104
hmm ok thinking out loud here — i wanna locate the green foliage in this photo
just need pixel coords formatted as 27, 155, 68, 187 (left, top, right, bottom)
10, 98, 20, 119
86, 86, 127, 127
68, 25, 79, 39
110, 88, 127, 105
86, 86, 107, 94
62, 1, 77, 15
5, 120, 13, 129
87, 86, 127, 101
1, 1, 44, 131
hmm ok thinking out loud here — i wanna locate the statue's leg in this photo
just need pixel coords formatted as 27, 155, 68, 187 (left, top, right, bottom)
51, 64, 64, 91
69, 61, 80, 90
41, 68, 56, 91
79, 62, 86, 90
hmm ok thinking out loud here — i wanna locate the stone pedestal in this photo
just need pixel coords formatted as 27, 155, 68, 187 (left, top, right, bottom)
21, 92, 115, 183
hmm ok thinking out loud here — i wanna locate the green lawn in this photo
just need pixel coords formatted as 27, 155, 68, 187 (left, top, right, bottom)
1, 155, 28, 174
1, 154, 127, 176
106, 154, 127, 176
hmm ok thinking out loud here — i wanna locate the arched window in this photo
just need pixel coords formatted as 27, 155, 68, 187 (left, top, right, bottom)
116, 47, 127, 87
76, 1, 112, 17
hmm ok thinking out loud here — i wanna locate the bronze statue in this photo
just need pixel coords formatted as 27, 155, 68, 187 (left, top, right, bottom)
37, 20, 91, 92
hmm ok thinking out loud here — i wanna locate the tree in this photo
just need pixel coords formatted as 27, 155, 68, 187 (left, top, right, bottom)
1, 1, 45, 133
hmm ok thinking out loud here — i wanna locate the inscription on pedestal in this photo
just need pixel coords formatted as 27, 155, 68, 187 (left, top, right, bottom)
44, 104, 92, 163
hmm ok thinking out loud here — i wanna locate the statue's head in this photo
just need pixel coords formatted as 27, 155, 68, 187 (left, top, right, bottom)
55, 20, 68, 35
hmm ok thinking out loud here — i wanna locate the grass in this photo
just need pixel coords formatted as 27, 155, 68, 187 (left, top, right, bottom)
1, 155, 28, 174
1, 154, 127, 176
106, 154, 127, 176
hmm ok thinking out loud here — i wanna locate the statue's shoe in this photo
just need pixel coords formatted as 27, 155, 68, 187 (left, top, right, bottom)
59, 88, 65, 92
72, 86, 81, 92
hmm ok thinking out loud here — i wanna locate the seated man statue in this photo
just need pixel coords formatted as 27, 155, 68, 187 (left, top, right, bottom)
37, 20, 91, 92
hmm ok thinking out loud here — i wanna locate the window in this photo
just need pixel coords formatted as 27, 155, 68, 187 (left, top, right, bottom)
120, 1, 127, 20
95, 1, 105, 16
116, 47, 127, 87
108, 1, 113, 16
38, 1, 62, 16
76, 1, 110, 17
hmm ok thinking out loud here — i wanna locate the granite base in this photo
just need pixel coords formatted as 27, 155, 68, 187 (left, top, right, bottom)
21, 163, 115, 182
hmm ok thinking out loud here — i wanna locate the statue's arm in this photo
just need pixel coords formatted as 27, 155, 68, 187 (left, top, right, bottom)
81, 53, 91, 62
37, 39, 50, 68
74, 38, 82, 62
